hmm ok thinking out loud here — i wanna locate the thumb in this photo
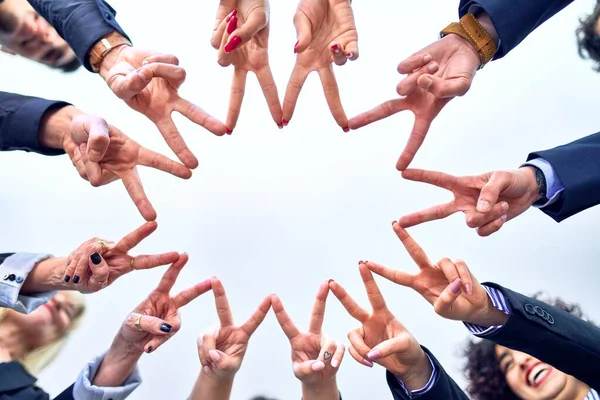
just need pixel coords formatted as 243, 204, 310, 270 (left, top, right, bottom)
86, 119, 110, 162
88, 251, 110, 289
417, 73, 472, 98
365, 333, 414, 362
432, 278, 463, 318
208, 349, 238, 373
70, 115, 108, 148
293, 11, 312, 53
477, 172, 512, 212
294, 359, 321, 378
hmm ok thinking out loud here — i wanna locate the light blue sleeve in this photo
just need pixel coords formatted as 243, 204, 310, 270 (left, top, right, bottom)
522, 157, 565, 208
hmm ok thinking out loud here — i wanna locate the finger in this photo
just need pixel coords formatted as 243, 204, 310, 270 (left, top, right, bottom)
437, 258, 461, 289
175, 99, 228, 137
358, 263, 387, 311
476, 214, 508, 237
226, 68, 248, 131
113, 221, 158, 253
317, 337, 338, 366
129, 252, 180, 271
255, 66, 283, 128
397, 52, 433, 75
396, 116, 434, 171
120, 169, 157, 222
173, 278, 213, 309
308, 281, 329, 335
454, 260, 473, 295
88, 250, 110, 286
318, 66, 348, 130
144, 317, 181, 353
224, 8, 268, 53
330, 43, 348, 67
155, 117, 198, 170
210, 277, 234, 327
293, 9, 312, 54
477, 171, 513, 212
143, 63, 187, 89
142, 54, 180, 66
365, 261, 413, 287
400, 169, 456, 190
331, 341, 346, 368
156, 253, 189, 293
282, 65, 310, 124
348, 99, 406, 130
211, 13, 229, 50
433, 278, 462, 317
344, 40, 359, 61
366, 334, 413, 362
328, 280, 369, 323
84, 118, 110, 162
241, 295, 271, 336
64, 246, 85, 282
73, 240, 105, 285
137, 147, 192, 180
348, 343, 373, 368
271, 294, 300, 340
293, 359, 320, 378
398, 202, 457, 228
208, 349, 238, 373
128, 312, 174, 336
347, 329, 374, 367
79, 143, 103, 187
465, 202, 509, 229
72, 146, 88, 181
107, 66, 154, 101
418, 73, 473, 98
200, 329, 217, 367
396, 62, 439, 96
391, 222, 433, 269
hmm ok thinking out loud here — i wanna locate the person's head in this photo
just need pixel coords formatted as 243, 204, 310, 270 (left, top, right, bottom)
0, 0, 80, 72
0, 291, 86, 374
576, 1, 600, 71
464, 294, 591, 400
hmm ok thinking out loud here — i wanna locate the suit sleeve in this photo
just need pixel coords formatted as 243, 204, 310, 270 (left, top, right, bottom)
26, 0, 130, 72
458, 0, 574, 59
386, 347, 468, 400
478, 283, 600, 390
53, 385, 74, 400
527, 131, 600, 222
0, 92, 69, 155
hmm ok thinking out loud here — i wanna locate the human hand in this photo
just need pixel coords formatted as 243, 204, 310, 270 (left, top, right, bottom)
118, 253, 212, 353
63, 114, 192, 221
211, 0, 282, 131
348, 34, 481, 170
282, 0, 358, 130
272, 281, 344, 391
198, 277, 271, 379
366, 223, 507, 327
329, 264, 432, 391
99, 45, 228, 168
63, 221, 179, 293
399, 167, 542, 236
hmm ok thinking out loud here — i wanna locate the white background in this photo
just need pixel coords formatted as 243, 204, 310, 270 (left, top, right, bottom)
1, 0, 599, 398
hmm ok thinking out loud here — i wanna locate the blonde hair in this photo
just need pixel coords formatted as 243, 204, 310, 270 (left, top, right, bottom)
0, 291, 86, 375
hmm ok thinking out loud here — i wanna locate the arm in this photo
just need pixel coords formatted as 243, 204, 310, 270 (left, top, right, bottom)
190, 374, 233, 400
458, 0, 575, 59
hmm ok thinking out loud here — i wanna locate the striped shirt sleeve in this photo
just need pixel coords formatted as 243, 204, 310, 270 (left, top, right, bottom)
393, 352, 439, 398
464, 285, 510, 337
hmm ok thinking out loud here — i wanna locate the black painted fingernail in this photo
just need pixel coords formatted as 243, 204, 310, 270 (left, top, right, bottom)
147, 347, 153, 353
160, 323, 172, 333
64, 275, 70, 283
73, 275, 80, 284
91, 252, 102, 265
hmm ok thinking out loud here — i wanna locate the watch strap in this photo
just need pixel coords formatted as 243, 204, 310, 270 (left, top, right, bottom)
89, 31, 132, 73
529, 165, 549, 206
440, 13, 496, 68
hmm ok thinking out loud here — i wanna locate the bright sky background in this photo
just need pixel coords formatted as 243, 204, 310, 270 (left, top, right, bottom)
1, 0, 600, 399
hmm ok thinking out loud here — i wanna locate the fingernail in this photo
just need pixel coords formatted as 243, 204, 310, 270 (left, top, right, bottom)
367, 349, 381, 360
501, 214, 508, 222
501, 202, 509, 212
72, 275, 80, 284
294, 40, 299, 54
428, 63, 437, 73
226, 129, 233, 135
203, 365, 211, 374
64, 275, 70, 283
224, 36, 242, 53
449, 278, 462, 295
423, 54, 432, 63
208, 350, 221, 362
342, 126, 350, 133
363, 359, 374, 368
358, 260, 363, 265
227, 16, 237, 34
477, 200, 490, 212
277, 122, 283, 129
331, 44, 341, 54
91, 252, 102, 265
142, 59, 149, 65
420, 76, 433, 89
160, 323, 172, 333
465, 283, 472, 295
311, 361, 325, 371
346, 52, 354, 59
147, 347, 153, 353
282, 119, 289, 127
226, 9, 237, 22
328, 279, 334, 285
392, 220, 398, 225
331, 359, 339, 368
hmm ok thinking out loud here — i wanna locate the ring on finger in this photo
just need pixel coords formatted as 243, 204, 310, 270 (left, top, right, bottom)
96, 240, 107, 252
130, 258, 137, 270
135, 314, 144, 330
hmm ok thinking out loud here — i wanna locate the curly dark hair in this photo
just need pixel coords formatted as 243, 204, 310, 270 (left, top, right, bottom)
463, 293, 590, 400
576, 1, 600, 71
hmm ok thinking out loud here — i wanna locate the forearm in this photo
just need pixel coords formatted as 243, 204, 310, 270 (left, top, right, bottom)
391, 351, 434, 392
20, 257, 70, 294
189, 372, 234, 400
302, 379, 339, 400
38, 105, 82, 151
92, 334, 142, 387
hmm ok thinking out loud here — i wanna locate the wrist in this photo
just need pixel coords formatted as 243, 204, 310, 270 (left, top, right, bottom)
301, 377, 338, 399
392, 350, 433, 392
39, 106, 82, 151
475, 12, 499, 48
519, 167, 544, 206
21, 257, 70, 294
468, 295, 509, 328
93, 334, 142, 387
98, 42, 130, 81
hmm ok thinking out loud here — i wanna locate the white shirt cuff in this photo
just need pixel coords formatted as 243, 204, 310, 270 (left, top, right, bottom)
0, 253, 55, 313
464, 285, 510, 337
523, 158, 565, 208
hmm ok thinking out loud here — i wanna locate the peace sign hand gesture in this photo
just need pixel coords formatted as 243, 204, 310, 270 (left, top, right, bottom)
283, 0, 358, 130
329, 264, 432, 391
272, 281, 345, 392
198, 277, 271, 378
119, 254, 212, 354
365, 223, 507, 328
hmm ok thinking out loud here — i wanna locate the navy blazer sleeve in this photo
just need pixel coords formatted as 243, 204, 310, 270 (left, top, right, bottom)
26, 0, 130, 72
0, 92, 69, 156
527, 131, 600, 222
481, 282, 600, 390
458, 0, 574, 59
386, 347, 468, 400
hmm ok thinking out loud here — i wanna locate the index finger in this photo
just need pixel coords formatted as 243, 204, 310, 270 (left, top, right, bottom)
391, 223, 433, 270
396, 116, 433, 171
210, 277, 234, 327
358, 263, 387, 312
241, 295, 272, 336
308, 281, 329, 335
155, 117, 199, 170
156, 253, 188, 293
173, 278, 212, 309
175, 99, 228, 137
282, 64, 309, 123
400, 169, 456, 191
318, 66, 348, 129
348, 98, 406, 130
397, 202, 457, 228
271, 294, 300, 340
120, 170, 157, 222
256, 66, 283, 127
225, 68, 248, 131
328, 280, 369, 323
138, 147, 192, 180
114, 221, 158, 253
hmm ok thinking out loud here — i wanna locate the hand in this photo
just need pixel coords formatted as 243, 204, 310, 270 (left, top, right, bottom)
198, 277, 271, 379
399, 167, 542, 236
63, 114, 192, 221
63, 221, 179, 293
211, 1, 282, 131
272, 282, 345, 389
366, 223, 508, 327
348, 34, 480, 170
329, 264, 432, 391
118, 253, 212, 353
99, 45, 228, 169
283, 0, 358, 130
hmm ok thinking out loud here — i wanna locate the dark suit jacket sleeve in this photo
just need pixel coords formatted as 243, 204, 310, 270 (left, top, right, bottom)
53, 384, 74, 400
27, 0, 130, 72
527, 131, 600, 222
386, 347, 468, 400
482, 282, 600, 390
457, 0, 574, 59
0, 92, 69, 156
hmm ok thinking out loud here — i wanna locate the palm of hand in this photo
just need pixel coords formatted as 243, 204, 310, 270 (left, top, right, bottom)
213, 326, 251, 375
80, 249, 131, 293
228, 10, 270, 72
290, 333, 328, 383
97, 128, 140, 175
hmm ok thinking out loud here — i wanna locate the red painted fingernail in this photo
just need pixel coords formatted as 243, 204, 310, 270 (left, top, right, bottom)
342, 126, 350, 133
277, 122, 283, 129
331, 44, 341, 54
282, 119, 289, 127
392, 220, 398, 225
294, 40, 299, 54
226, 129, 233, 135
227, 16, 237, 34
226, 9, 237, 22
225, 36, 241, 53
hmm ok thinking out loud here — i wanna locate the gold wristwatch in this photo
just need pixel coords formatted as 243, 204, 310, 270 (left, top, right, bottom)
89, 31, 132, 72
440, 13, 497, 69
